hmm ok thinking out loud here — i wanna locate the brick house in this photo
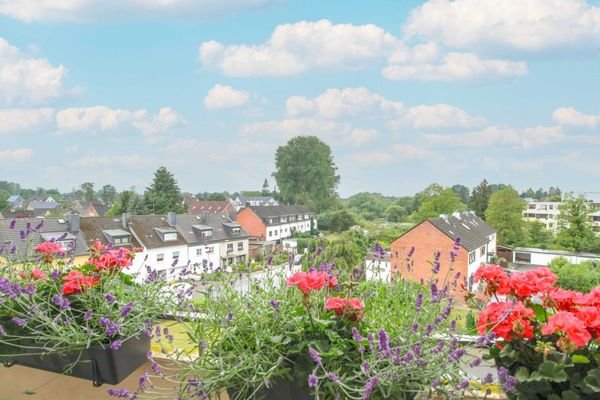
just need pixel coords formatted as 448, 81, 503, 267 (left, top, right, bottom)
236, 205, 315, 241
390, 211, 496, 294
187, 200, 236, 215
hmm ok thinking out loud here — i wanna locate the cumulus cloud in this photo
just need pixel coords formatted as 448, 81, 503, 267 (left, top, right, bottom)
0, 108, 55, 135
204, 84, 250, 109
0, 0, 275, 22
241, 117, 350, 140
425, 125, 564, 149
0, 37, 68, 105
403, 0, 600, 51
56, 106, 185, 140
284, 87, 484, 129
391, 144, 434, 160
346, 128, 379, 146
0, 148, 33, 162
199, 20, 399, 76
552, 107, 600, 127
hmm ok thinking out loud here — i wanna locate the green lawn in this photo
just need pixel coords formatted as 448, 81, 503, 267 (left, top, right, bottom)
152, 319, 197, 355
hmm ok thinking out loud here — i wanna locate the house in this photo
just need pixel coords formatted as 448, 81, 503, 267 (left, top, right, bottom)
390, 211, 496, 295
236, 205, 315, 242
0, 214, 89, 263
365, 251, 392, 282
187, 200, 236, 215
78, 202, 110, 217
498, 246, 599, 272
523, 195, 600, 233
172, 212, 249, 272
6, 195, 25, 210
231, 194, 278, 211
26, 200, 59, 212
79, 215, 142, 253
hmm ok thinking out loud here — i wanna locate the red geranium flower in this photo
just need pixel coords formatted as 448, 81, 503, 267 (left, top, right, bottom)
544, 288, 583, 311
30, 268, 47, 280
92, 248, 133, 272
325, 296, 364, 321
287, 271, 329, 295
474, 264, 510, 296
477, 301, 535, 341
62, 270, 99, 295
541, 311, 592, 348
509, 267, 558, 299
35, 241, 65, 263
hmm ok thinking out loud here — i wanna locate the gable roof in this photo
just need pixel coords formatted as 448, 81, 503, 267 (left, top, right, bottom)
79, 217, 141, 249
128, 215, 187, 249
249, 205, 312, 219
188, 200, 234, 214
27, 200, 60, 210
427, 212, 496, 252
173, 213, 249, 245
0, 217, 88, 258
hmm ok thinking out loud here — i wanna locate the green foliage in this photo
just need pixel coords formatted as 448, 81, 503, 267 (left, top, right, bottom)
262, 178, 270, 196
80, 182, 95, 203
384, 205, 406, 222
555, 195, 599, 252
469, 179, 491, 218
106, 190, 145, 216
524, 220, 554, 249
274, 136, 340, 212
412, 183, 466, 223
0, 189, 10, 211
143, 166, 186, 214
320, 231, 368, 272
100, 184, 117, 205
318, 208, 358, 232
451, 184, 470, 204
366, 223, 412, 249
485, 187, 528, 246
549, 257, 600, 292
344, 192, 393, 220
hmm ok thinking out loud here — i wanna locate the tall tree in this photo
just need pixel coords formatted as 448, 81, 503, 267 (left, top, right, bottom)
80, 182, 95, 203
451, 184, 470, 204
485, 187, 528, 246
412, 183, 466, 223
345, 192, 393, 220
143, 167, 186, 214
0, 189, 10, 211
273, 136, 340, 212
469, 179, 492, 218
100, 184, 117, 205
525, 221, 553, 249
262, 179, 270, 196
554, 195, 597, 252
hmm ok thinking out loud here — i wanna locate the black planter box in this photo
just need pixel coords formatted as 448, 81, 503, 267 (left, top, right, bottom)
228, 379, 312, 400
2, 335, 150, 386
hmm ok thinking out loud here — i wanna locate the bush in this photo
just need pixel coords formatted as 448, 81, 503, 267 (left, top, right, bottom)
549, 257, 600, 292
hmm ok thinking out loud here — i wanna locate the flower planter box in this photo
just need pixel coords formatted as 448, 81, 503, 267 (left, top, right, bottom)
1, 335, 149, 386
227, 379, 312, 400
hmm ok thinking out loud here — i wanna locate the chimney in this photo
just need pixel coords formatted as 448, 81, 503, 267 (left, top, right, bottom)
201, 211, 209, 224
228, 211, 237, 221
452, 211, 461, 219
122, 212, 131, 229
68, 213, 80, 233
245, 201, 251, 208
167, 211, 176, 226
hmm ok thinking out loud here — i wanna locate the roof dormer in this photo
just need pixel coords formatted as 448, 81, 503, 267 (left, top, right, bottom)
103, 229, 131, 246
192, 224, 213, 237
154, 227, 178, 241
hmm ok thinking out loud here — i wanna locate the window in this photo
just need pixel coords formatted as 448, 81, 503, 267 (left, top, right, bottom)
237, 242, 244, 251
172, 251, 180, 259
515, 252, 532, 264
479, 246, 485, 257
196, 248, 202, 256
205, 247, 214, 254
468, 252, 475, 264
201, 230, 212, 237
232, 228, 240, 235
164, 232, 177, 241
114, 237, 122, 244
157, 253, 164, 262
268, 230, 272, 237
227, 243, 233, 253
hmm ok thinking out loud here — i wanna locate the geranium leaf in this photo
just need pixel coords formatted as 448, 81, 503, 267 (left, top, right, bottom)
515, 367, 530, 382
571, 354, 590, 364
529, 361, 568, 383
581, 368, 600, 394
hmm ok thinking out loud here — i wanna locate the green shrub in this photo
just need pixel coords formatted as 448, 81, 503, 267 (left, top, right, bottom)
549, 257, 600, 292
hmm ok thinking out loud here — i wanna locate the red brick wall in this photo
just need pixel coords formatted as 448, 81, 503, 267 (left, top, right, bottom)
236, 208, 266, 239
390, 221, 468, 298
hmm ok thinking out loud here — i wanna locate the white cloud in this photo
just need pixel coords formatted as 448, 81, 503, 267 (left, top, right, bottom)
70, 154, 155, 168
403, 0, 600, 51
349, 151, 394, 166
0, 147, 33, 162
425, 125, 564, 149
241, 117, 350, 140
346, 128, 379, 147
390, 104, 486, 129
64, 145, 79, 154
199, 20, 399, 76
0, 0, 275, 22
56, 106, 185, 140
0, 108, 55, 135
391, 144, 434, 160
0, 37, 67, 105
383, 52, 527, 81
552, 107, 600, 127
204, 84, 250, 109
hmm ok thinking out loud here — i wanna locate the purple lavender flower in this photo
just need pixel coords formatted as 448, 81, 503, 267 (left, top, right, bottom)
448, 348, 466, 362
120, 302, 133, 318
316, 246, 323, 256
308, 347, 321, 364
410, 322, 419, 333
110, 340, 123, 350
20, 230, 26, 239
226, 311, 233, 322
138, 372, 148, 392
270, 299, 279, 311
11, 317, 26, 327
35, 220, 44, 230
432, 339, 445, 353
412, 343, 421, 357
469, 358, 481, 368
425, 324, 434, 336
107, 388, 130, 398
105, 293, 116, 303
106, 323, 120, 337
377, 329, 391, 356
352, 327, 363, 343
326, 372, 340, 384
50, 270, 62, 282
407, 246, 415, 257
415, 293, 423, 311
362, 376, 379, 400
308, 373, 318, 388
83, 309, 93, 321
9, 220, 16, 229
362, 361, 370, 375
99, 317, 111, 326
456, 380, 469, 390
367, 333, 375, 351
483, 373, 494, 384
431, 379, 440, 389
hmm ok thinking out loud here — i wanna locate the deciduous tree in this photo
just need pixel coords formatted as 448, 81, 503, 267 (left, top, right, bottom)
485, 187, 527, 246
412, 183, 466, 223
555, 195, 598, 252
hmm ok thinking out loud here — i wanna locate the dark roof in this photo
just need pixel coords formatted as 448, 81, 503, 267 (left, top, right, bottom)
27, 200, 59, 210
173, 213, 249, 245
249, 205, 313, 219
427, 212, 496, 252
129, 215, 187, 249
79, 217, 141, 249
1, 210, 47, 219
91, 202, 110, 217
188, 200, 234, 214
0, 217, 88, 258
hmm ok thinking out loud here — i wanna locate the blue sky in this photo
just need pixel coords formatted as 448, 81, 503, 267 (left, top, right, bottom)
1, 0, 599, 198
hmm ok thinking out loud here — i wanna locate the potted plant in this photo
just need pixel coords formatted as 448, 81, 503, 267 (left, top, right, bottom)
130, 244, 480, 400
470, 264, 600, 399
0, 222, 182, 386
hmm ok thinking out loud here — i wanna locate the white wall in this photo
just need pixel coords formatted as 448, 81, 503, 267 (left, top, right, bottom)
265, 217, 314, 241
187, 243, 220, 273
365, 258, 391, 282
129, 244, 189, 281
